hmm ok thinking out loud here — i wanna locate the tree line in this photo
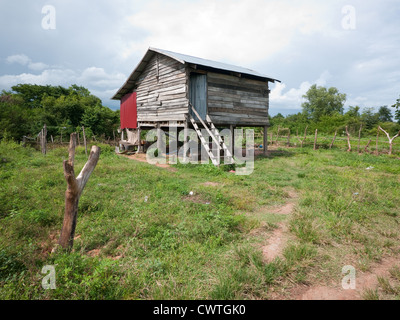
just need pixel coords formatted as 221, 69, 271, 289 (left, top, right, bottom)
270, 84, 400, 137
0, 84, 120, 141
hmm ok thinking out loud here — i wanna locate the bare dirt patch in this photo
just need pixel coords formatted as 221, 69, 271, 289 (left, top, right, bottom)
87, 248, 101, 257
122, 153, 177, 172
183, 194, 211, 205
268, 202, 295, 215
259, 189, 298, 263
262, 223, 289, 263
285, 257, 400, 300
201, 182, 221, 187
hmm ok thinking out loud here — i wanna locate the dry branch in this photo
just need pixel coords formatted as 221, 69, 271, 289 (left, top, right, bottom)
378, 126, 400, 155
297, 126, 308, 148
364, 139, 372, 153
57, 133, 100, 250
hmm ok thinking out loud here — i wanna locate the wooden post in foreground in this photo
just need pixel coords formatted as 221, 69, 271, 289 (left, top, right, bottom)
57, 133, 100, 250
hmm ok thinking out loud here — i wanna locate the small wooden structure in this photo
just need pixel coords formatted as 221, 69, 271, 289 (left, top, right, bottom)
112, 48, 280, 163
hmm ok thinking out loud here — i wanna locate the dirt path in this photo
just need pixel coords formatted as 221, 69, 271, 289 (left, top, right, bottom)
261, 189, 298, 263
259, 191, 399, 300
288, 257, 399, 300
121, 153, 177, 172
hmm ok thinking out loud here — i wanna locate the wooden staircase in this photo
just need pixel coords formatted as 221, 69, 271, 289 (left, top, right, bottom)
188, 103, 234, 166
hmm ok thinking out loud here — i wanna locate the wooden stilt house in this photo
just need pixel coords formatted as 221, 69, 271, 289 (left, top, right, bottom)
112, 48, 280, 164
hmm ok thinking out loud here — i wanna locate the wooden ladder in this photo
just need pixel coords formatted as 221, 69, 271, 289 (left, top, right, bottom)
188, 103, 235, 165
206, 115, 234, 164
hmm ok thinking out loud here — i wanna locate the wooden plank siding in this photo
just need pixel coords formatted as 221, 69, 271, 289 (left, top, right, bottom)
206, 72, 270, 126
135, 54, 189, 122
134, 53, 271, 126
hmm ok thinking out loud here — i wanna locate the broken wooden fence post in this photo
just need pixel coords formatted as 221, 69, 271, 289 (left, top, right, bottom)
299, 125, 308, 148
375, 130, 380, 155
57, 133, 100, 250
329, 130, 337, 149
378, 126, 400, 155
313, 129, 318, 150
364, 139, 372, 153
39, 124, 47, 154
43, 124, 47, 154
82, 126, 88, 157
345, 126, 352, 152
276, 126, 280, 145
357, 124, 363, 153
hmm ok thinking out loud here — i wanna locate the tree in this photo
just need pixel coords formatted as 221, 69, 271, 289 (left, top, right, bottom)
346, 106, 360, 118
361, 107, 379, 129
0, 93, 32, 140
392, 95, 400, 123
302, 85, 346, 122
273, 113, 285, 119
0, 84, 119, 141
377, 106, 393, 122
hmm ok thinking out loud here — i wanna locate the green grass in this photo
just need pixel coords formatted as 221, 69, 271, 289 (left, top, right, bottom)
1, 138, 400, 299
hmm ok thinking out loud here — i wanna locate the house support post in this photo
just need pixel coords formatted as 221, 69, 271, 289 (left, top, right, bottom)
137, 126, 142, 153
263, 125, 268, 155
230, 125, 235, 158
183, 119, 189, 163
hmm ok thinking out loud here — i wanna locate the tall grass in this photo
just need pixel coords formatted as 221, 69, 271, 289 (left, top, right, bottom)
1, 139, 400, 299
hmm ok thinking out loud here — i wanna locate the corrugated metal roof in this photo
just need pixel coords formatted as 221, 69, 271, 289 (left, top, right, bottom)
112, 47, 280, 100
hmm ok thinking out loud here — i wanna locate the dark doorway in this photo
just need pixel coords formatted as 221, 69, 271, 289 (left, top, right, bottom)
189, 73, 207, 121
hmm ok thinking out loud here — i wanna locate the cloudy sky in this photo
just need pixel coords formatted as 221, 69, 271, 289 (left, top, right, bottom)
0, 0, 399, 115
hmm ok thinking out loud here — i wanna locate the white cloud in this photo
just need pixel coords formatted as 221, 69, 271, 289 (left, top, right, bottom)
125, 0, 335, 66
6, 54, 49, 71
0, 65, 126, 104
78, 67, 126, 88
6, 54, 31, 66
28, 62, 49, 71
270, 70, 332, 108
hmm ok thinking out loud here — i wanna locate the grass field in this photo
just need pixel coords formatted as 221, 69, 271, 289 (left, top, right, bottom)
1, 138, 400, 300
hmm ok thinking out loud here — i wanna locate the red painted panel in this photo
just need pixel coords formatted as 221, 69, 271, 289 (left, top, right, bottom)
120, 92, 137, 129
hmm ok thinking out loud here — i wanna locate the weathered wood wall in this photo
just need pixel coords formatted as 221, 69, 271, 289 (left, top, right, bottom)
206, 72, 270, 126
135, 53, 270, 126
135, 54, 188, 122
